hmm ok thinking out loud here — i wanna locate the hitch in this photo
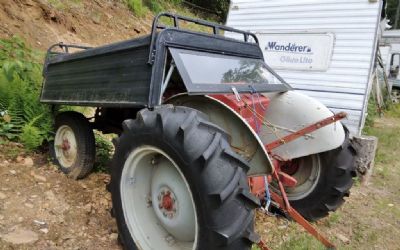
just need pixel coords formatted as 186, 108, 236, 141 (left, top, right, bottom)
255, 169, 336, 250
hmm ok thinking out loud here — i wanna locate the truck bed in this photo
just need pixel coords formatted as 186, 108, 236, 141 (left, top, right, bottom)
41, 35, 152, 107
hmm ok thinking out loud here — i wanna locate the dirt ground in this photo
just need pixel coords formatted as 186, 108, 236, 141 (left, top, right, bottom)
0, 143, 121, 250
0, 0, 153, 50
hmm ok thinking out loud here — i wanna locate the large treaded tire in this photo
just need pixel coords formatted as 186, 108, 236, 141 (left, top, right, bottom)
50, 111, 95, 179
290, 131, 357, 221
110, 106, 260, 250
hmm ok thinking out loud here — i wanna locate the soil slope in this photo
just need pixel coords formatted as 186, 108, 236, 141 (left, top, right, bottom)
0, 0, 152, 50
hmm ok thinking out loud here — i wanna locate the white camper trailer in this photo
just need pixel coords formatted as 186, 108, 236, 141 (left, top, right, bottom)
226, 0, 383, 135
381, 30, 400, 90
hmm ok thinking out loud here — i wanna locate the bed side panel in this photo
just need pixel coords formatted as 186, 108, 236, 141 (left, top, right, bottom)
41, 45, 151, 107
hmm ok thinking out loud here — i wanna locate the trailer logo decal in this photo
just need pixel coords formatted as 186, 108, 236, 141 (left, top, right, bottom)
258, 33, 335, 71
266, 42, 312, 54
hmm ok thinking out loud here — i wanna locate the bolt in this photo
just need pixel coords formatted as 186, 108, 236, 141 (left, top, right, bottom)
146, 198, 152, 208
163, 212, 167, 217
159, 203, 163, 209
168, 213, 173, 219
151, 157, 157, 165
129, 178, 135, 185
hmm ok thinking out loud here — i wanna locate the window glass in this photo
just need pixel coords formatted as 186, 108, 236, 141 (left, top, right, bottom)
177, 51, 283, 85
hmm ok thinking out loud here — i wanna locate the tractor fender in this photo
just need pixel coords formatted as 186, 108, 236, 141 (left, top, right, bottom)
167, 94, 274, 176
261, 91, 345, 160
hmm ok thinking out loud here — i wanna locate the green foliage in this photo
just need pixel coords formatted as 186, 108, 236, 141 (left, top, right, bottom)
363, 96, 379, 133
387, 0, 400, 28
185, 0, 230, 21
93, 132, 114, 173
125, 0, 147, 17
0, 37, 53, 150
146, 0, 163, 13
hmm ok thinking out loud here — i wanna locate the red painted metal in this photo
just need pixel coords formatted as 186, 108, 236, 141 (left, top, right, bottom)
277, 171, 297, 187
61, 139, 71, 151
211, 94, 270, 131
265, 112, 347, 152
161, 193, 174, 211
248, 176, 266, 198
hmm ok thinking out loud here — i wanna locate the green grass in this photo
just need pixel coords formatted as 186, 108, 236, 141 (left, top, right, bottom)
125, 0, 147, 17
278, 234, 325, 250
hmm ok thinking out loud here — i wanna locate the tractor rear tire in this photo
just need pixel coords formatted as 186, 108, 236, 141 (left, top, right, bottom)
110, 106, 260, 250
50, 111, 95, 179
287, 131, 356, 221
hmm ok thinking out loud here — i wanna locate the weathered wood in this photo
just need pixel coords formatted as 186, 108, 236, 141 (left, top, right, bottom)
351, 135, 378, 185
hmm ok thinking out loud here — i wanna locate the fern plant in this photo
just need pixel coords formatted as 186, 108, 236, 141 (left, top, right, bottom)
0, 37, 53, 149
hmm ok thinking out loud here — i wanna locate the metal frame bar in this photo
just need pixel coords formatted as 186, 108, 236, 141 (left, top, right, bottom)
147, 12, 259, 64
265, 112, 347, 152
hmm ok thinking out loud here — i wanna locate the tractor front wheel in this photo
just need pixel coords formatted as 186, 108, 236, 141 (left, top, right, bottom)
110, 106, 260, 250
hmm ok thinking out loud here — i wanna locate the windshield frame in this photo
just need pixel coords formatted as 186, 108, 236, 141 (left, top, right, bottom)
169, 47, 292, 94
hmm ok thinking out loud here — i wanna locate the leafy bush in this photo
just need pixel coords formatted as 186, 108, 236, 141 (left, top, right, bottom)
146, 0, 163, 13
93, 132, 114, 173
0, 37, 53, 149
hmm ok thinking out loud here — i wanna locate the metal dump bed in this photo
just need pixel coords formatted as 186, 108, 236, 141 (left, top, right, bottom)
41, 13, 287, 108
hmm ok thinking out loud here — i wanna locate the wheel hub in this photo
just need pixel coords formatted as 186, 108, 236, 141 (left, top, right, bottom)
158, 187, 177, 218
61, 139, 71, 151
281, 154, 322, 200
151, 161, 195, 242
54, 125, 77, 168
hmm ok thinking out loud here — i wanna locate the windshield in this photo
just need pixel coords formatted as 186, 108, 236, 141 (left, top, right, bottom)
176, 50, 283, 85
169, 48, 290, 94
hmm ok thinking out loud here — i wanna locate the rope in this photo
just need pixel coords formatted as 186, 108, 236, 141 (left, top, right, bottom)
263, 175, 271, 211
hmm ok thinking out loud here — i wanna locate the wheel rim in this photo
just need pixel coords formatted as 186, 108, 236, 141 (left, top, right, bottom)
282, 154, 321, 200
54, 125, 77, 168
120, 146, 198, 250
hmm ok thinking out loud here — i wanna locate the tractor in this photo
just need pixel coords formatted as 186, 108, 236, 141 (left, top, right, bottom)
41, 13, 356, 250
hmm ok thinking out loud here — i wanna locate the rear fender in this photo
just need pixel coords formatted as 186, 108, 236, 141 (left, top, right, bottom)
167, 94, 273, 176
261, 91, 345, 160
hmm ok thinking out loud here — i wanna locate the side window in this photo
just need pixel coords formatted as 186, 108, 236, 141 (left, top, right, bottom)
390, 53, 400, 79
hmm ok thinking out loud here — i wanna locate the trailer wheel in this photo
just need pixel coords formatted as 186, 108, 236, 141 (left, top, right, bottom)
280, 130, 356, 221
110, 106, 260, 250
50, 111, 95, 179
